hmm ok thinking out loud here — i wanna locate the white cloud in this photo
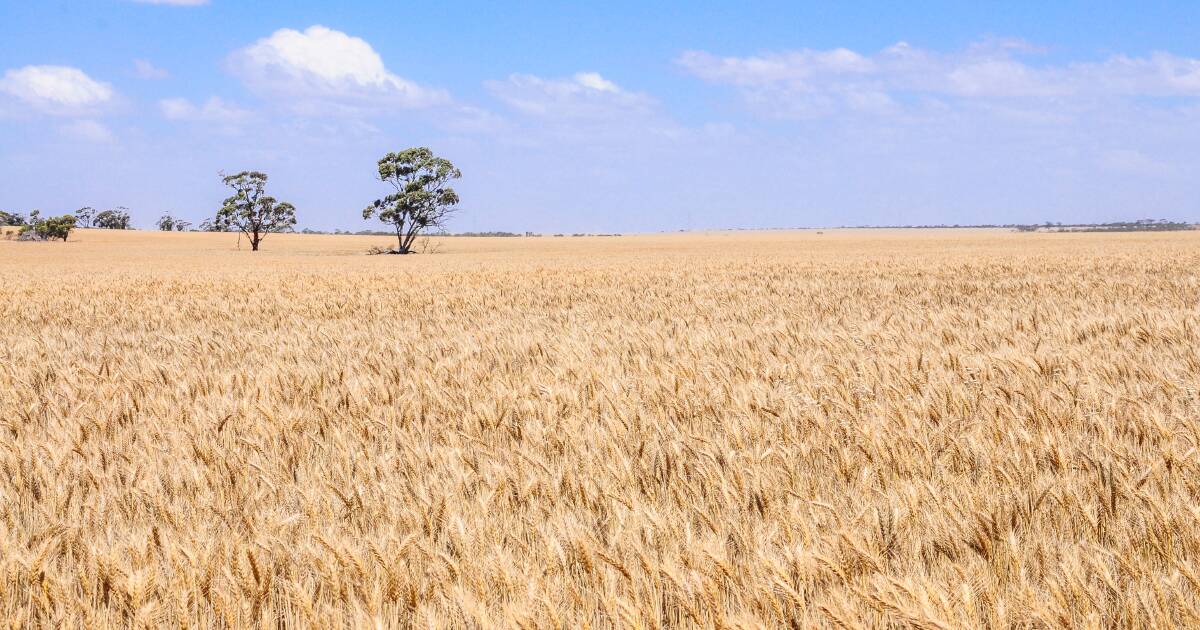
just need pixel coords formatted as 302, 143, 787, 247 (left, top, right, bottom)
132, 59, 169, 80
678, 42, 1200, 119
130, 0, 209, 5
159, 96, 251, 122
59, 119, 115, 143
677, 48, 875, 86
228, 25, 447, 111
573, 72, 620, 92
486, 71, 654, 119
0, 65, 114, 114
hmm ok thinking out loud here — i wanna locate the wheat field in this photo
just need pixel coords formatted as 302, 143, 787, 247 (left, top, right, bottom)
2, 228, 1199, 628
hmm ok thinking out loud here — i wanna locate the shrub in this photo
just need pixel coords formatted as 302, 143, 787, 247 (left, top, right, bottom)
19, 214, 76, 241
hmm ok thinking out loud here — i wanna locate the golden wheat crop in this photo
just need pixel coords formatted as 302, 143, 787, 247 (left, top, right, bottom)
1, 228, 1199, 628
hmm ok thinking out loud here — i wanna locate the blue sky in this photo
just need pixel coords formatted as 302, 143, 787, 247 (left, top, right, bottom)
2, 1, 1199, 232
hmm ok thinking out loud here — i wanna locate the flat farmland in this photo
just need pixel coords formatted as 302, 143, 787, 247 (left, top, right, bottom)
2, 229, 1199, 628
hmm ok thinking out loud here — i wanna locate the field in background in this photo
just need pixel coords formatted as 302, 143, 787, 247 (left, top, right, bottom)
2, 228, 1199, 627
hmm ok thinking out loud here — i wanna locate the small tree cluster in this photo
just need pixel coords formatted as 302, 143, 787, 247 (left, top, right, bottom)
20, 213, 76, 241
198, 219, 230, 232
10, 149, 464, 249
157, 215, 192, 231
94, 207, 133, 230
0, 210, 27, 226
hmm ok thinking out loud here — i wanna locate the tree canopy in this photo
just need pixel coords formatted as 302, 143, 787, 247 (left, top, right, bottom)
0, 211, 26, 227
157, 215, 192, 231
94, 208, 132, 230
21, 214, 76, 241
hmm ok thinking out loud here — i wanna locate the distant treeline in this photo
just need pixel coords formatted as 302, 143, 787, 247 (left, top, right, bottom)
823, 219, 1196, 232
1012, 219, 1196, 233
301, 229, 526, 237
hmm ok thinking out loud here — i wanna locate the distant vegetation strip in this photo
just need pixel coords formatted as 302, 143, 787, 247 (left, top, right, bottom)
833, 218, 1196, 232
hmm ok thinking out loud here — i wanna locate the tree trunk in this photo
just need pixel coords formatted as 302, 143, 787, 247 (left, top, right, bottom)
400, 226, 421, 254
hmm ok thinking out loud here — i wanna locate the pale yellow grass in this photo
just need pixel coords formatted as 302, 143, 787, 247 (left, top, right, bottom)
2, 228, 1199, 628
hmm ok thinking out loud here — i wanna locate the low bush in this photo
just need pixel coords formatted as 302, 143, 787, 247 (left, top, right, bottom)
20, 214, 76, 241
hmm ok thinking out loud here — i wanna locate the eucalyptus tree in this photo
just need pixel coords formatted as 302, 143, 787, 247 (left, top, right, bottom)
75, 206, 95, 227
363, 147, 461, 254
94, 207, 132, 229
213, 171, 296, 251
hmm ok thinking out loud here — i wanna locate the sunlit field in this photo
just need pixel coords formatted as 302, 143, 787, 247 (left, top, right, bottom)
2, 228, 1199, 628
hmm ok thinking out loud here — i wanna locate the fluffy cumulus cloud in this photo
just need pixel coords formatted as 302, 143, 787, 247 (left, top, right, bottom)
159, 96, 251, 123
485, 71, 654, 119
0, 65, 114, 114
227, 25, 447, 111
677, 40, 1200, 118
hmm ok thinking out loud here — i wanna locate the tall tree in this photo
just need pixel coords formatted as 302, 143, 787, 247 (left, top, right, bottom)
213, 171, 296, 251
76, 206, 95, 228
157, 215, 177, 231
363, 147, 461, 254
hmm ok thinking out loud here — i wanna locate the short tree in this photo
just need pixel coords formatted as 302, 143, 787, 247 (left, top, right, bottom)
213, 171, 296, 251
363, 147, 461, 254
21, 214, 76, 241
76, 206, 95, 227
157, 215, 189, 231
198, 219, 235, 232
95, 207, 132, 229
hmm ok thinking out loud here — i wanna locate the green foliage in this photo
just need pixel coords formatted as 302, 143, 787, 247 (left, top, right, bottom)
157, 215, 191, 231
363, 147, 461, 254
76, 206, 95, 228
94, 207, 132, 230
20, 214, 76, 241
213, 171, 296, 251
0, 210, 26, 226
